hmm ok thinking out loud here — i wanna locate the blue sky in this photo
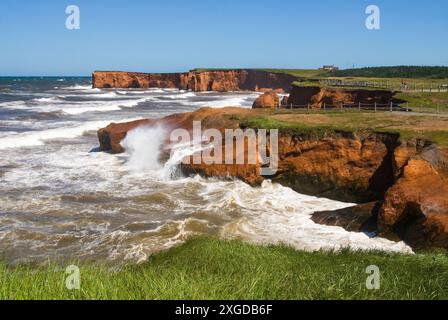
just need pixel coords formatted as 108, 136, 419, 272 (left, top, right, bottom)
0, 0, 447, 75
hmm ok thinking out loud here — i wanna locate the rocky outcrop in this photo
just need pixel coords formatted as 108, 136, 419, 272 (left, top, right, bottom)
378, 157, 448, 249
285, 86, 396, 108
96, 108, 448, 249
272, 132, 400, 203
92, 72, 182, 89
98, 119, 155, 153
312, 202, 381, 233
92, 70, 297, 92
310, 141, 448, 249
252, 91, 280, 109
98, 108, 252, 154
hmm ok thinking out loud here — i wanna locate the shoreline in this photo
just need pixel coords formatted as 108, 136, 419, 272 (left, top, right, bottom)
97, 106, 448, 251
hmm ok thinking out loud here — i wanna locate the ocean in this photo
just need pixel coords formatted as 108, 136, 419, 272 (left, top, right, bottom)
0, 77, 411, 265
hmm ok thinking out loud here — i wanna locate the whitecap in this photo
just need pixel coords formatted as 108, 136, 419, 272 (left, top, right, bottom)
0, 117, 143, 150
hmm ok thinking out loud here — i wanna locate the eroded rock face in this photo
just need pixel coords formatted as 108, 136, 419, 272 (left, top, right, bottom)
310, 142, 448, 249
92, 70, 297, 92
97, 119, 155, 153
252, 91, 280, 109
273, 133, 400, 203
92, 72, 182, 89
96, 108, 448, 249
285, 86, 395, 108
378, 158, 448, 248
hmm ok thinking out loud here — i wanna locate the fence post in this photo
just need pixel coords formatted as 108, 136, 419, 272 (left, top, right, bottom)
340, 103, 343, 112
374, 102, 377, 112
390, 101, 393, 112
407, 102, 409, 112
323, 102, 326, 112
359, 102, 361, 111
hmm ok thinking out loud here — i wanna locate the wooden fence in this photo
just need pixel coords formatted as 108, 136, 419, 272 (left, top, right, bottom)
319, 79, 448, 93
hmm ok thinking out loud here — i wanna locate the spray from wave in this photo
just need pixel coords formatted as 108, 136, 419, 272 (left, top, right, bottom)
121, 125, 167, 173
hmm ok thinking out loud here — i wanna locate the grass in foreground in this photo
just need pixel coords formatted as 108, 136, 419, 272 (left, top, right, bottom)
0, 237, 447, 300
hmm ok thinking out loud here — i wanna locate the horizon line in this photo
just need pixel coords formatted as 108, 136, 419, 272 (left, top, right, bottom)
2, 65, 448, 78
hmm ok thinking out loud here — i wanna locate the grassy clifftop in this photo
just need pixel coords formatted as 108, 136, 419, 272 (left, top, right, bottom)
329, 66, 448, 79
1, 237, 447, 300
237, 109, 448, 147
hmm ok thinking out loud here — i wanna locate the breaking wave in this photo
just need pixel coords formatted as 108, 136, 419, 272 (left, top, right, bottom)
0, 118, 142, 149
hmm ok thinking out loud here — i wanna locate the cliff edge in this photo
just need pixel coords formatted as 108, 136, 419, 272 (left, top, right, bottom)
92, 69, 297, 92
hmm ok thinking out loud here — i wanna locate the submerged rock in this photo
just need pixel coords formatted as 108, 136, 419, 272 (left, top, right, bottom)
312, 202, 381, 233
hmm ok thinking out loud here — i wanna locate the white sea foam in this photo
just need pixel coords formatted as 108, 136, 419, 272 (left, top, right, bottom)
0, 118, 142, 149
121, 125, 167, 173
60, 98, 147, 115
213, 180, 412, 253
179, 94, 257, 108
0, 100, 28, 108
162, 92, 196, 100
34, 97, 60, 103
59, 91, 120, 99
64, 84, 93, 90
0, 96, 150, 115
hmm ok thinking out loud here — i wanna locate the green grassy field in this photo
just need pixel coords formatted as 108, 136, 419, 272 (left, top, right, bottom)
328, 66, 448, 79
264, 67, 448, 90
240, 110, 448, 147
395, 91, 448, 112
190, 67, 448, 91
0, 237, 447, 300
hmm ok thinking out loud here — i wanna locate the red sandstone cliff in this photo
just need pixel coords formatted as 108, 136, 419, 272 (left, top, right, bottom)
92, 72, 183, 89
96, 108, 448, 249
92, 70, 297, 92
